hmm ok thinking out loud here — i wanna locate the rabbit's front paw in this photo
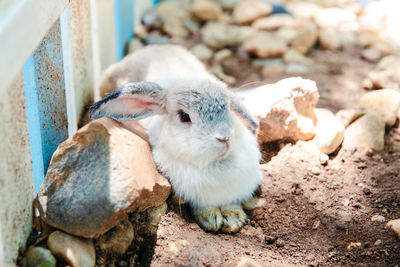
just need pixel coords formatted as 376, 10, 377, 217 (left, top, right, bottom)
220, 204, 247, 233
193, 207, 223, 232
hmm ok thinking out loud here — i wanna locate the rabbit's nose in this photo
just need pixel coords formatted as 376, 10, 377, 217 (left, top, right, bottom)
216, 137, 230, 143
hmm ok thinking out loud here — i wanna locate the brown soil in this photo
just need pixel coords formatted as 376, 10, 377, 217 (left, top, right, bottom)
135, 47, 400, 267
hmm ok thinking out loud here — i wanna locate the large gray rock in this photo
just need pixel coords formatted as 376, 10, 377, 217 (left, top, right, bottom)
37, 118, 171, 238
48, 231, 95, 267
358, 89, 400, 127
343, 113, 385, 152
243, 77, 319, 143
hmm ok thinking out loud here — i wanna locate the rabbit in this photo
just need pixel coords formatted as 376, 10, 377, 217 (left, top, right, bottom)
90, 45, 263, 233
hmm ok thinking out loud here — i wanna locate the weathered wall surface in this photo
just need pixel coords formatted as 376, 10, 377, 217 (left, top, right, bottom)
0, 72, 34, 265
70, 0, 94, 121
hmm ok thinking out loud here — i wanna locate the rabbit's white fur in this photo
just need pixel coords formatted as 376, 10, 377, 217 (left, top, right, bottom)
144, 75, 262, 208
92, 45, 263, 232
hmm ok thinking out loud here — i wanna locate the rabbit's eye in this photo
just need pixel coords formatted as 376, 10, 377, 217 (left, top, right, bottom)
178, 110, 191, 123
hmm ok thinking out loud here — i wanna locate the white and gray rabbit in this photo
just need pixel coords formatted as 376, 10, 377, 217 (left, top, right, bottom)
90, 45, 263, 233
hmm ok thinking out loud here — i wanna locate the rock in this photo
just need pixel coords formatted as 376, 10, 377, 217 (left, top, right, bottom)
289, 23, 318, 54
310, 166, 321, 175
233, 26, 257, 43
190, 44, 214, 61
146, 203, 168, 235
26, 247, 57, 267
319, 28, 341, 50
261, 63, 285, 78
275, 238, 285, 247
219, 0, 239, 10
371, 215, 386, 223
358, 89, 400, 127
314, 8, 357, 30
37, 118, 171, 238
343, 113, 385, 152
313, 108, 345, 154
242, 197, 266, 210
211, 65, 236, 84
367, 56, 400, 89
252, 14, 295, 31
157, 0, 190, 37
214, 49, 232, 62
144, 34, 170, 45
276, 27, 298, 43
386, 219, 400, 239
335, 109, 365, 128
183, 19, 200, 34
237, 257, 262, 267
243, 77, 319, 143
201, 22, 237, 49
283, 49, 312, 65
361, 48, 382, 62
47, 231, 95, 267
141, 8, 163, 30
374, 239, 382, 246
233, 0, 273, 24
347, 242, 362, 250
127, 38, 144, 55
286, 2, 321, 20
191, 0, 222, 20
97, 219, 134, 255
357, 30, 381, 48
319, 153, 329, 165
285, 63, 309, 74
264, 235, 277, 244
244, 32, 287, 58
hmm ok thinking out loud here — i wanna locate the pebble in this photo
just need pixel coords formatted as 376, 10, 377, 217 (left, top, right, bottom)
319, 153, 329, 165
252, 14, 294, 31
26, 247, 57, 267
358, 89, 400, 127
343, 113, 385, 152
285, 63, 309, 74
233, 0, 273, 24
312, 220, 321, 229
371, 215, 386, 223
275, 238, 285, 248
219, 0, 239, 10
141, 8, 163, 29
347, 242, 362, 250
237, 257, 262, 267
214, 49, 232, 62
264, 235, 277, 245
335, 109, 365, 128
47, 231, 95, 267
374, 239, 382, 246
244, 32, 287, 58
97, 219, 134, 255
386, 219, 400, 239
313, 108, 345, 154
144, 34, 170, 45
190, 44, 214, 61
201, 21, 236, 49
289, 23, 318, 54
283, 49, 312, 65
191, 0, 222, 21
361, 48, 382, 62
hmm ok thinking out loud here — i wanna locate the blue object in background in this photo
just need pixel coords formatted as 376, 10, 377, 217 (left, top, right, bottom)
114, 0, 134, 60
271, 3, 291, 16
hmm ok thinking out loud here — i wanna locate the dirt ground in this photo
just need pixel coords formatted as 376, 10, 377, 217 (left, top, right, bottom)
127, 47, 400, 267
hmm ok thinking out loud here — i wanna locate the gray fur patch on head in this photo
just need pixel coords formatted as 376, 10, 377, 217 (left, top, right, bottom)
176, 90, 230, 125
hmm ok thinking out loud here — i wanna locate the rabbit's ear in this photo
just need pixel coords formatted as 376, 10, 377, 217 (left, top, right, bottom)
229, 93, 258, 134
90, 81, 166, 121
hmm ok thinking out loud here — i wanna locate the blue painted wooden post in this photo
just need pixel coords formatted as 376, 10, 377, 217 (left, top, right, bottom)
114, 0, 134, 60
23, 16, 71, 194
153, 0, 160, 5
